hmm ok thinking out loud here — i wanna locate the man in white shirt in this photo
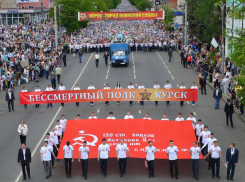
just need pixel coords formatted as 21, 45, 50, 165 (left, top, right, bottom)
58, 83, 66, 107
78, 141, 90, 180
145, 141, 156, 178
138, 82, 145, 105
50, 127, 59, 161
187, 113, 197, 129
164, 81, 172, 105
88, 111, 97, 119
97, 139, 110, 177
195, 119, 204, 140
40, 141, 56, 179
60, 115, 67, 133
166, 140, 179, 179
179, 83, 186, 106
124, 110, 134, 119
201, 133, 216, 170
128, 82, 135, 106
45, 84, 54, 108
143, 112, 152, 120
191, 82, 198, 107
63, 141, 74, 178
198, 126, 211, 157
22, 87, 28, 109
153, 82, 160, 105
107, 111, 116, 119
175, 113, 184, 121
75, 114, 81, 120
190, 141, 201, 180
34, 86, 41, 108
94, 52, 100, 67
116, 139, 130, 177
55, 120, 64, 145
161, 113, 169, 120
88, 83, 95, 106
45, 133, 58, 168
74, 84, 80, 106
205, 140, 222, 179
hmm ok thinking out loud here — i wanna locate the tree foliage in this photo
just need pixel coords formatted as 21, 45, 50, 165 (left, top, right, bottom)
163, 6, 174, 31
128, 0, 152, 11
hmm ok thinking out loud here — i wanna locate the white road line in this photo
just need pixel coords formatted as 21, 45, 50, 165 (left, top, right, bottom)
107, 70, 109, 74
171, 75, 174, 80
97, 108, 100, 113
133, 65, 135, 69
134, 70, 135, 74
187, 101, 190, 104
106, 74, 108, 79
139, 110, 141, 114
168, 70, 171, 74
133, 61, 135, 64
14, 53, 94, 182
134, 74, 136, 79
193, 112, 197, 115
165, 66, 168, 69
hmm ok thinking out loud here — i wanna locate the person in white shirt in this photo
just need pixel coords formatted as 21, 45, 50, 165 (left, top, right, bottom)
45, 84, 54, 108
63, 141, 74, 178
201, 133, 216, 170
191, 82, 198, 106
145, 141, 156, 178
107, 111, 116, 119
205, 140, 222, 179
94, 52, 100, 67
124, 110, 134, 119
60, 115, 67, 133
45, 133, 58, 168
115, 82, 122, 105
195, 119, 204, 140
34, 86, 41, 108
17, 120, 28, 144
74, 114, 81, 120
88, 111, 97, 119
179, 83, 186, 106
88, 83, 95, 106
143, 112, 152, 120
55, 120, 64, 145
187, 113, 197, 129
166, 140, 179, 179
73, 84, 80, 106
190, 141, 201, 180
78, 141, 90, 180
128, 82, 135, 106
104, 84, 110, 106
164, 81, 172, 105
58, 83, 66, 107
138, 82, 145, 105
40, 141, 56, 179
175, 113, 184, 121
50, 127, 59, 160
198, 126, 211, 157
22, 87, 28, 109
153, 82, 160, 105
161, 113, 169, 120
97, 139, 110, 177
116, 139, 130, 177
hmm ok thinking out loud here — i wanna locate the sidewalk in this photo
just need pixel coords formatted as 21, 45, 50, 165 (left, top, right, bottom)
176, 50, 245, 122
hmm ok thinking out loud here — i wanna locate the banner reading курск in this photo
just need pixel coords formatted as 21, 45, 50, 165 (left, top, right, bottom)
57, 119, 203, 159
19, 88, 198, 105
78, 11, 164, 21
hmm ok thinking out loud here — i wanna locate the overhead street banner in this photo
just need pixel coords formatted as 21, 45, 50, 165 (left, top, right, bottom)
78, 11, 164, 21
57, 119, 202, 159
19, 88, 198, 105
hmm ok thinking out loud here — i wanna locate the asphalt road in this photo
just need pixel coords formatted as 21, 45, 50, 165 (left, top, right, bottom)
0, 51, 244, 182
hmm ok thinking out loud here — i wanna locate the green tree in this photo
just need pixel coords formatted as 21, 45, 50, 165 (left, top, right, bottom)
163, 6, 174, 31
136, 0, 152, 11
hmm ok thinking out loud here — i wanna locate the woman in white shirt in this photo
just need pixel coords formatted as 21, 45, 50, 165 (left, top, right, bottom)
115, 82, 122, 105
17, 120, 28, 144
104, 84, 110, 106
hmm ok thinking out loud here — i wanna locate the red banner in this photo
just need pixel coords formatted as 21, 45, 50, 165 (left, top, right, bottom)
57, 119, 202, 159
19, 88, 198, 105
78, 11, 164, 21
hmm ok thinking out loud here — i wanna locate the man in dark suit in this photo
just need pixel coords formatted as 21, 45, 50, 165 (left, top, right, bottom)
5, 88, 15, 112
199, 74, 206, 95
18, 143, 31, 181
213, 85, 222, 109
180, 49, 184, 65
226, 143, 239, 181
224, 99, 234, 127
183, 53, 187, 68
103, 51, 109, 66
63, 53, 67, 67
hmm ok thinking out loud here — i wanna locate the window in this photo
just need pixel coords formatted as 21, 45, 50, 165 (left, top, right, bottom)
29, 6, 34, 9
41, 3, 43, 7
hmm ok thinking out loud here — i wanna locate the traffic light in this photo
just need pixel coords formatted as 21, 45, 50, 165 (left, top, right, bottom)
155, 0, 160, 5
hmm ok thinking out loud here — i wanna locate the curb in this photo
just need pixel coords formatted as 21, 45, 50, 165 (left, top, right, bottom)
175, 50, 245, 122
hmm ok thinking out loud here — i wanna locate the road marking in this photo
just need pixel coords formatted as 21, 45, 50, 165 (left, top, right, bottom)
139, 110, 141, 114
135, 84, 137, 86
171, 75, 174, 80
133, 61, 135, 64
134, 70, 135, 74
177, 84, 179, 87
134, 74, 136, 79
105, 64, 110, 80
187, 101, 190, 104
106, 74, 108, 79
107, 70, 109, 74
165, 66, 168, 69
133, 65, 135, 69
97, 108, 100, 113
168, 70, 171, 74
193, 112, 197, 115
14, 53, 94, 182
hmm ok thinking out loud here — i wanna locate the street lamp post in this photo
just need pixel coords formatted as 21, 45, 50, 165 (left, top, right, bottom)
179, 1, 188, 45
57, 4, 63, 45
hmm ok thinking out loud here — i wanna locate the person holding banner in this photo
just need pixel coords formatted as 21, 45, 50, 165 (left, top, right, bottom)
167, 140, 179, 179
116, 139, 130, 177
179, 83, 186, 106
107, 112, 116, 119
104, 84, 110, 106
63, 141, 74, 178
145, 141, 156, 178
138, 82, 145, 105
175, 113, 184, 121
164, 81, 172, 106
143, 113, 152, 120
190, 141, 201, 180
73, 84, 80, 106
124, 110, 134, 119
58, 83, 66, 107
98, 139, 110, 177
128, 82, 135, 106
34, 86, 41, 108
161, 113, 169, 120
78, 141, 90, 180
88, 83, 95, 106
45, 85, 54, 108
88, 111, 98, 119
153, 82, 160, 105
115, 82, 122, 105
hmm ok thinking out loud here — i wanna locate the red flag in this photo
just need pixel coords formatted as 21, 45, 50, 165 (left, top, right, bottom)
102, 34, 104, 45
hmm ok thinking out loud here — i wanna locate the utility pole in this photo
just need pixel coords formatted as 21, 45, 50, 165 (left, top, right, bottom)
58, 4, 63, 45
54, 6, 57, 49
